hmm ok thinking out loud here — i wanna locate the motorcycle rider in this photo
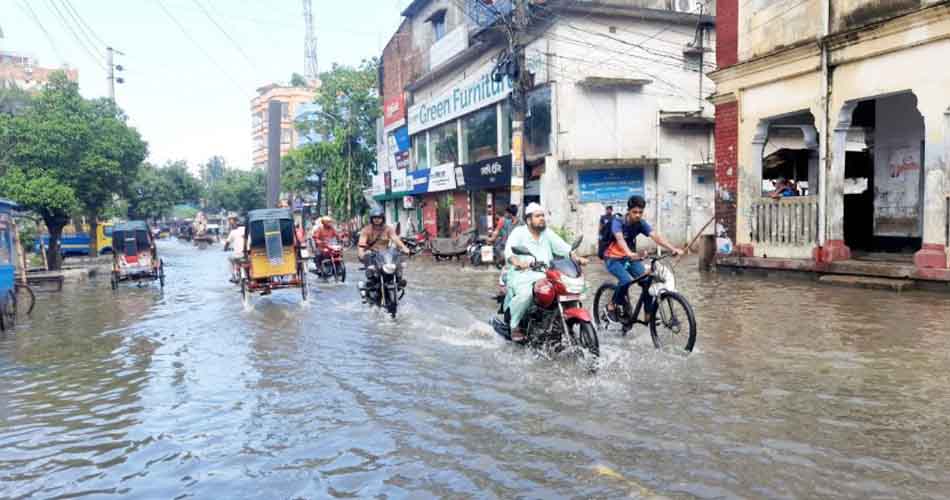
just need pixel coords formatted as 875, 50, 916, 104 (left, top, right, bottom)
358, 208, 410, 284
312, 216, 339, 266
603, 195, 684, 322
503, 202, 588, 342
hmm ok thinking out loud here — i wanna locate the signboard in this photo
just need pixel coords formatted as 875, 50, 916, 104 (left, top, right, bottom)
383, 95, 406, 130
410, 169, 430, 195
462, 155, 512, 191
408, 59, 514, 134
428, 162, 457, 192
578, 168, 645, 204
371, 173, 386, 196
403, 196, 415, 209
391, 168, 410, 194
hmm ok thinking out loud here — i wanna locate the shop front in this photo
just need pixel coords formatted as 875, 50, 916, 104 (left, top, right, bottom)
460, 154, 513, 235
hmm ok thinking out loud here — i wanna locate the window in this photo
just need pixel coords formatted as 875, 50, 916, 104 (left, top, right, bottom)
430, 10, 447, 41
252, 112, 263, 129
462, 106, 497, 163
281, 128, 292, 145
412, 132, 429, 170
525, 86, 552, 157
254, 136, 265, 151
0, 229, 9, 264
431, 121, 458, 165
281, 102, 290, 120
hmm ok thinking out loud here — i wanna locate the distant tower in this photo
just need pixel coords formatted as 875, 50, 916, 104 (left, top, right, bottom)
302, 0, 318, 83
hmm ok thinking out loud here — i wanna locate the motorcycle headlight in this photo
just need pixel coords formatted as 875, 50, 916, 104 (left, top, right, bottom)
383, 263, 397, 274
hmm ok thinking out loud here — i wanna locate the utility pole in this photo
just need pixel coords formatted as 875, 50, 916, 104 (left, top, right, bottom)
106, 46, 124, 103
508, 0, 531, 214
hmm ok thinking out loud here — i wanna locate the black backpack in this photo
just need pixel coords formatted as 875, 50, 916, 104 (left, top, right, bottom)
597, 216, 615, 259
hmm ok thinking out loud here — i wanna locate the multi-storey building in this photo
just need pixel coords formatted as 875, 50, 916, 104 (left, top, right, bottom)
375, 0, 717, 252
250, 84, 317, 168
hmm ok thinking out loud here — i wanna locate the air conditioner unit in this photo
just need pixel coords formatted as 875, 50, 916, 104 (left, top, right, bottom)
674, 0, 705, 14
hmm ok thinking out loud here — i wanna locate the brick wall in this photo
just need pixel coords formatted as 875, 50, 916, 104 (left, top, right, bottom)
716, 0, 738, 68
715, 101, 739, 245
381, 19, 423, 101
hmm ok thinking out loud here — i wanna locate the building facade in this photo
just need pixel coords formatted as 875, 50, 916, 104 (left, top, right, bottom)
0, 51, 78, 91
250, 84, 317, 168
376, 0, 717, 251
711, 0, 950, 281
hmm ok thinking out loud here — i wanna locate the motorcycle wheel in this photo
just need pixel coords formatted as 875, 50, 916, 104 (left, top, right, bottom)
384, 286, 398, 318
337, 263, 346, 283
567, 319, 600, 373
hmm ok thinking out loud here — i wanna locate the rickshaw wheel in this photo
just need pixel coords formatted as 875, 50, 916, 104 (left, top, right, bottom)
2, 291, 16, 329
158, 259, 165, 288
299, 266, 308, 301
241, 279, 249, 305
110, 272, 118, 291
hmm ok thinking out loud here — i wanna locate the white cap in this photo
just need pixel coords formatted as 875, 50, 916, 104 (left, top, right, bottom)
524, 202, 545, 216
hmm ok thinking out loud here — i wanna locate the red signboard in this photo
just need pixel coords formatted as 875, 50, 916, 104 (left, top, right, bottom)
383, 95, 406, 130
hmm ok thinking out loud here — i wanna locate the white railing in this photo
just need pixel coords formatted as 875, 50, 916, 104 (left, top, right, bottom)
750, 196, 819, 247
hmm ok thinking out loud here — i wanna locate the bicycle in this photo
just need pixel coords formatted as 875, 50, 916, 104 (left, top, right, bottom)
1, 283, 35, 331
592, 254, 697, 353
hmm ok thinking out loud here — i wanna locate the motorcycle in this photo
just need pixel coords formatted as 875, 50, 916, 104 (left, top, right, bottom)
490, 237, 600, 366
467, 236, 505, 269
403, 229, 431, 256
358, 248, 407, 318
311, 237, 346, 282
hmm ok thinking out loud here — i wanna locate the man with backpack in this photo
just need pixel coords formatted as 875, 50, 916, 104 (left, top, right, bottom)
602, 195, 683, 321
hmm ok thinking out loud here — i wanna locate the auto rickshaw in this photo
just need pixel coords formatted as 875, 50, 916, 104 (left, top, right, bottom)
110, 221, 165, 290
240, 209, 307, 303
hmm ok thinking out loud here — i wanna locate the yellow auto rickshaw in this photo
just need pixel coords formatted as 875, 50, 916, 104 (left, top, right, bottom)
240, 208, 307, 303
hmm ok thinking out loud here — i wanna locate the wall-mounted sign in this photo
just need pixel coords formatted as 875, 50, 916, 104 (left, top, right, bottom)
428, 163, 457, 192
383, 95, 406, 130
410, 169, 430, 195
371, 173, 386, 196
408, 59, 513, 135
578, 168, 645, 204
462, 155, 512, 191
403, 196, 415, 209
391, 168, 410, 194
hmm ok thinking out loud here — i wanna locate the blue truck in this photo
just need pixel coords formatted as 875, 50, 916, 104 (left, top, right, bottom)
34, 224, 114, 257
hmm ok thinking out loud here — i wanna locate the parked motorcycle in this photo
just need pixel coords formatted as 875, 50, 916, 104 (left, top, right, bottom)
490, 237, 600, 367
358, 248, 407, 318
310, 237, 346, 282
467, 236, 504, 269
403, 229, 431, 256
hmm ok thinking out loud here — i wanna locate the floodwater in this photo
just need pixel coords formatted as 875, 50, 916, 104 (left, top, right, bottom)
2, 240, 949, 499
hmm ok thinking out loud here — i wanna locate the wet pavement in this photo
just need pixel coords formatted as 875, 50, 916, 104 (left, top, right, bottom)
2, 239, 949, 499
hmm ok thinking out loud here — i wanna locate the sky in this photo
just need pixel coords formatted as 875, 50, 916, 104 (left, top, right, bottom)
1, 0, 409, 172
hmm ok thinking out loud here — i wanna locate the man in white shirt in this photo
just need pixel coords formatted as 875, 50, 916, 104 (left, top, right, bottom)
223, 214, 245, 282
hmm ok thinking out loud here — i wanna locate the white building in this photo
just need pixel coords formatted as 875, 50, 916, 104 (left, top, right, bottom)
378, 0, 716, 252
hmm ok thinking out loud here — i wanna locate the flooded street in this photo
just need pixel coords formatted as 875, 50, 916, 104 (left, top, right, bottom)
2, 240, 950, 499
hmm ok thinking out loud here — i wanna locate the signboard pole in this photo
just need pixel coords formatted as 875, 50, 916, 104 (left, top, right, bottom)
266, 100, 283, 209
509, 0, 529, 215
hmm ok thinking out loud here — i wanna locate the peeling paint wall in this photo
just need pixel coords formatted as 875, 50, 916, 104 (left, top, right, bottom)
872, 93, 925, 237
738, 0, 820, 61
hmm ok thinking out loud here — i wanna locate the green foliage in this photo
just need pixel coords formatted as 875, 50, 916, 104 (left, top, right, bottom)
172, 204, 199, 220
127, 163, 177, 220
158, 160, 204, 204
289, 59, 379, 219
0, 72, 147, 268
206, 167, 266, 214
551, 225, 575, 244
290, 73, 309, 87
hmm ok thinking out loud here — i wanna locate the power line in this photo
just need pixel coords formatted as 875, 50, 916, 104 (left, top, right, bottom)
189, 0, 257, 68
155, 0, 249, 96
56, 0, 106, 63
61, 0, 108, 48
45, 0, 106, 69
15, 0, 66, 63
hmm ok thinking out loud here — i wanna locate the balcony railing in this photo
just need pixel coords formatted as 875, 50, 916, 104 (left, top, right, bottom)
750, 196, 819, 247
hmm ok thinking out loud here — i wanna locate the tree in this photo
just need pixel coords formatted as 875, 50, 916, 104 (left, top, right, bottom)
290, 72, 309, 87
206, 167, 266, 215
160, 160, 204, 205
127, 163, 176, 220
294, 59, 380, 219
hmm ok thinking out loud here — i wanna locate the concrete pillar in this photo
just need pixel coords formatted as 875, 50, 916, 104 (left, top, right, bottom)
914, 106, 949, 269
818, 100, 857, 262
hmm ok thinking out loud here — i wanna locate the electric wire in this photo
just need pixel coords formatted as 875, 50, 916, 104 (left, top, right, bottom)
154, 0, 250, 96
189, 0, 257, 68
15, 0, 67, 63
45, 0, 106, 69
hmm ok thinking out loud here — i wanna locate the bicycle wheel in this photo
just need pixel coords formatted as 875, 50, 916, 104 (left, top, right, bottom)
15, 283, 35, 316
592, 283, 631, 334
649, 291, 697, 353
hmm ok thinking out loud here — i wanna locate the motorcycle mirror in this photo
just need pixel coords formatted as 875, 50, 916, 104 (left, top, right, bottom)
571, 235, 584, 251
511, 245, 532, 256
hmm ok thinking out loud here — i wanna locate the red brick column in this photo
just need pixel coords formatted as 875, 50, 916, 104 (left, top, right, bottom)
713, 0, 744, 255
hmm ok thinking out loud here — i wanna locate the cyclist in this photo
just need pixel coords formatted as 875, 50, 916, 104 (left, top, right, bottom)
604, 195, 683, 322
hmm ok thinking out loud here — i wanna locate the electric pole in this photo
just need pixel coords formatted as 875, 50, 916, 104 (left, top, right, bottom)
508, 0, 530, 214
107, 46, 125, 102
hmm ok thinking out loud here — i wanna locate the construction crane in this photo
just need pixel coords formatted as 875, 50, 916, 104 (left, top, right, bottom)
302, 0, 318, 83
